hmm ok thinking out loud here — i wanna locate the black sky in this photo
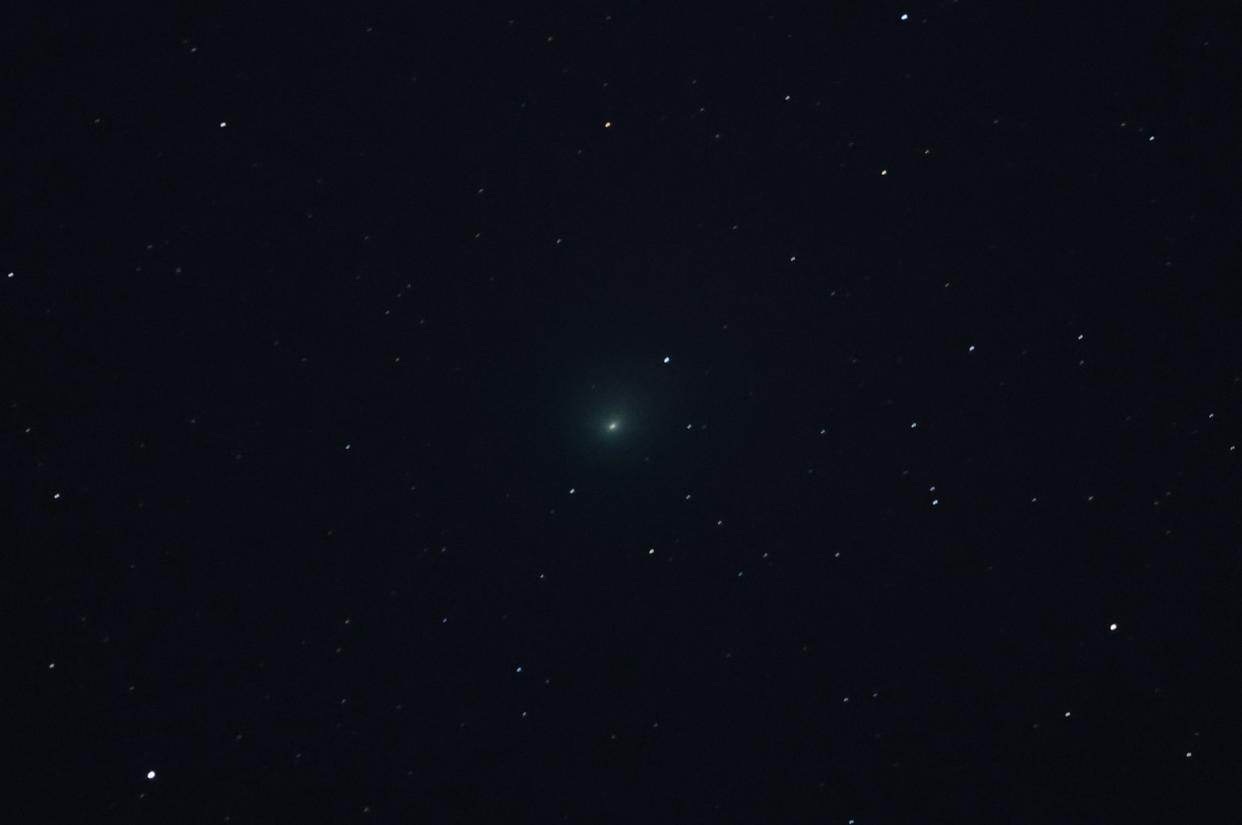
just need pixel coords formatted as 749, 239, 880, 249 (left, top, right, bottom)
10, 3, 1242, 823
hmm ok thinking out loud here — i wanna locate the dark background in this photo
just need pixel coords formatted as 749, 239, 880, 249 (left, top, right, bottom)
9, 2, 1241, 822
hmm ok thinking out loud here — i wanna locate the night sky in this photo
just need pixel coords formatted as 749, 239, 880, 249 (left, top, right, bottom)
11, 3, 1241, 823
